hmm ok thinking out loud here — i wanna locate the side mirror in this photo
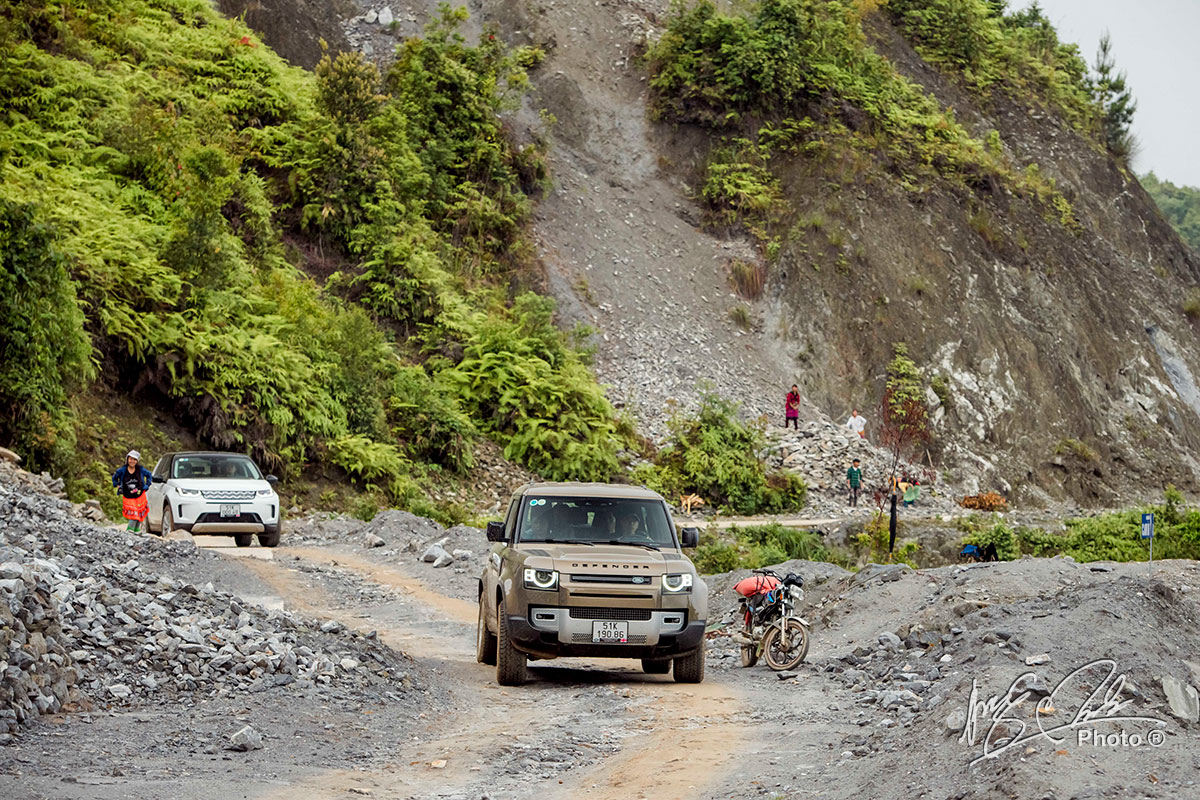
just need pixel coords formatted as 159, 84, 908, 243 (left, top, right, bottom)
486, 521, 507, 543
266, 475, 279, 485
680, 527, 700, 548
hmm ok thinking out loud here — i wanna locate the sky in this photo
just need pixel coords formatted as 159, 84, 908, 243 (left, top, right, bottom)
1020, 0, 1200, 188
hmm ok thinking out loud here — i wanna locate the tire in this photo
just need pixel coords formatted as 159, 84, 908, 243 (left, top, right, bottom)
234, 533, 254, 548
257, 531, 280, 548
495, 605, 527, 686
159, 505, 174, 538
476, 595, 497, 666
672, 638, 705, 683
641, 659, 671, 674
762, 619, 810, 671
740, 611, 758, 668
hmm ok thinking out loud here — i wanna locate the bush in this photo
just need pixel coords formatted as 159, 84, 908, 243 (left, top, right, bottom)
636, 391, 806, 515
443, 293, 628, 482
389, 367, 477, 472
958, 516, 1020, 560
692, 524, 845, 574
0, 0, 622, 501
0, 201, 93, 471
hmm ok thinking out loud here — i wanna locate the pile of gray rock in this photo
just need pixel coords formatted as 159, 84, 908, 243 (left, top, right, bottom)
0, 467, 414, 744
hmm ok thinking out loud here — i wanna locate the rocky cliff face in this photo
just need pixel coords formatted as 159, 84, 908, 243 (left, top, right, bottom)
230, 0, 1200, 506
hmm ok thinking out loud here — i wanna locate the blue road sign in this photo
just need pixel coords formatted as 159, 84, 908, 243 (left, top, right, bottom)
1141, 512, 1154, 540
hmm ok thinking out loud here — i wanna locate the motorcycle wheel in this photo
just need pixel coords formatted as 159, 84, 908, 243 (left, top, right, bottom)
739, 609, 758, 667
740, 638, 758, 668
762, 618, 810, 671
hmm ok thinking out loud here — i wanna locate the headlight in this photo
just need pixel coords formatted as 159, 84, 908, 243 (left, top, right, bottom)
662, 573, 693, 593
256, 488, 273, 496
523, 568, 559, 590
177, 487, 200, 497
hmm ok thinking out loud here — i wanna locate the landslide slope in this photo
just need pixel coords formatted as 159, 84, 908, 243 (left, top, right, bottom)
505, 0, 1200, 504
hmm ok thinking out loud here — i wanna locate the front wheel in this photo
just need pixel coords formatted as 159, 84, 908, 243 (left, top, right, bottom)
159, 505, 174, 538
476, 595, 497, 666
673, 638, 705, 683
495, 606, 527, 686
762, 618, 809, 671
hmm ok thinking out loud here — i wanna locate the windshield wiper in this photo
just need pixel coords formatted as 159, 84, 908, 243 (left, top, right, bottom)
524, 538, 595, 546
594, 540, 661, 551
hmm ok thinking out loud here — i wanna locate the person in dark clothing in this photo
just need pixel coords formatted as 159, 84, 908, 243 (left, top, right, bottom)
846, 459, 863, 508
785, 385, 801, 429
112, 450, 153, 532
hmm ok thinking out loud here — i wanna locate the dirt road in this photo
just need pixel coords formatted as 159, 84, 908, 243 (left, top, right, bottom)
242, 546, 761, 800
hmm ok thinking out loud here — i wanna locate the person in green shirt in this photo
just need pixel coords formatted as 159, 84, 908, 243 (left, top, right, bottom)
903, 480, 920, 508
846, 459, 863, 508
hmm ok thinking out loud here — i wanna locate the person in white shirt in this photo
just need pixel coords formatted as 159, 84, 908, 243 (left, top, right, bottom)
846, 409, 866, 438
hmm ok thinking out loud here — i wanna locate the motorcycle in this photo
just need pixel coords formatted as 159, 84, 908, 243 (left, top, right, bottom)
733, 568, 810, 671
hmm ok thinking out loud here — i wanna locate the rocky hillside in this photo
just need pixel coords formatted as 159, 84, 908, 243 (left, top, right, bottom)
228, 0, 1200, 507
10, 0, 1200, 513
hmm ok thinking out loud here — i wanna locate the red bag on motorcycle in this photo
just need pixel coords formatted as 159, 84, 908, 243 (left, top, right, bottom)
734, 575, 780, 597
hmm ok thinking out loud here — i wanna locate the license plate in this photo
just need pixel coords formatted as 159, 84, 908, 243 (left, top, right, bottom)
219, 504, 240, 518
592, 621, 628, 643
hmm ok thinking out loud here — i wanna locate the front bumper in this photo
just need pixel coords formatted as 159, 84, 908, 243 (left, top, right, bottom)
170, 497, 279, 534
507, 608, 706, 660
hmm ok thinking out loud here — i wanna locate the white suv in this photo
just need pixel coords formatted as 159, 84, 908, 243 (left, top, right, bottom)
145, 452, 282, 547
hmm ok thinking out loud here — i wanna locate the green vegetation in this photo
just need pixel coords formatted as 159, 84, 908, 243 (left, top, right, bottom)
1142, 172, 1200, 253
0, 200, 94, 467
0, 1, 625, 503
646, 0, 1087, 224
855, 512, 920, 567
1088, 33, 1137, 160
887, 0, 1092, 123
1054, 437, 1099, 462
957, 488, 1200, 563
633, 391, 806, 515
728, 304, 753, 330
693, 523, 848, 574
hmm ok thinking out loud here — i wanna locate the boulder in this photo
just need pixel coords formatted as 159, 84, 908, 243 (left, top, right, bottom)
1161, 675, 1199, 723
228, 725, 264, 751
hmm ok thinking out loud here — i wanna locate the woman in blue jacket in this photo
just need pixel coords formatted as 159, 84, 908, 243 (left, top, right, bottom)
112, 450, 153, 532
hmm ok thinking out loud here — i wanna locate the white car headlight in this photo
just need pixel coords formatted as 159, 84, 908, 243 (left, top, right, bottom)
663, 573, 693, 593
177, 487, 201, 497
523, 568, 559, 590
256, 488, 273, 496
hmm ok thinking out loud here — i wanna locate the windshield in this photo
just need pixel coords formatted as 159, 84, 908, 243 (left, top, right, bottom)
517, 496, 675, 548
172, 454, 263, 480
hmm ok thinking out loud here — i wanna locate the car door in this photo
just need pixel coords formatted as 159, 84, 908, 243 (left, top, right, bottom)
485, 498, 520, 618
146, 454, 171, 527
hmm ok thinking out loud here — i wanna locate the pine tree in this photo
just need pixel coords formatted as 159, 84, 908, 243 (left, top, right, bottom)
1090, 32, 1138, 160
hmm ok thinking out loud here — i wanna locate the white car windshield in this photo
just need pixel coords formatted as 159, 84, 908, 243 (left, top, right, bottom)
517, 496, 674, 548
173, 454, 263, 480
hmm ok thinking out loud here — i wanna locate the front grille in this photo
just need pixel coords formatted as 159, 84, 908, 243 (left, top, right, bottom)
195, 512, 263, 524
571, 633, 648, 644
568, 607, 653, 621
202, 490, 257, 501
571, 574, 654, 585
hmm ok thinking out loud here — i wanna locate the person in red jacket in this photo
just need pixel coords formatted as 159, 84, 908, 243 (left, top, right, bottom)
785, 385, 801, 429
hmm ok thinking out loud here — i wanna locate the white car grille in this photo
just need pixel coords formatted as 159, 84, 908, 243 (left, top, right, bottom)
201, 490, 257, 501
